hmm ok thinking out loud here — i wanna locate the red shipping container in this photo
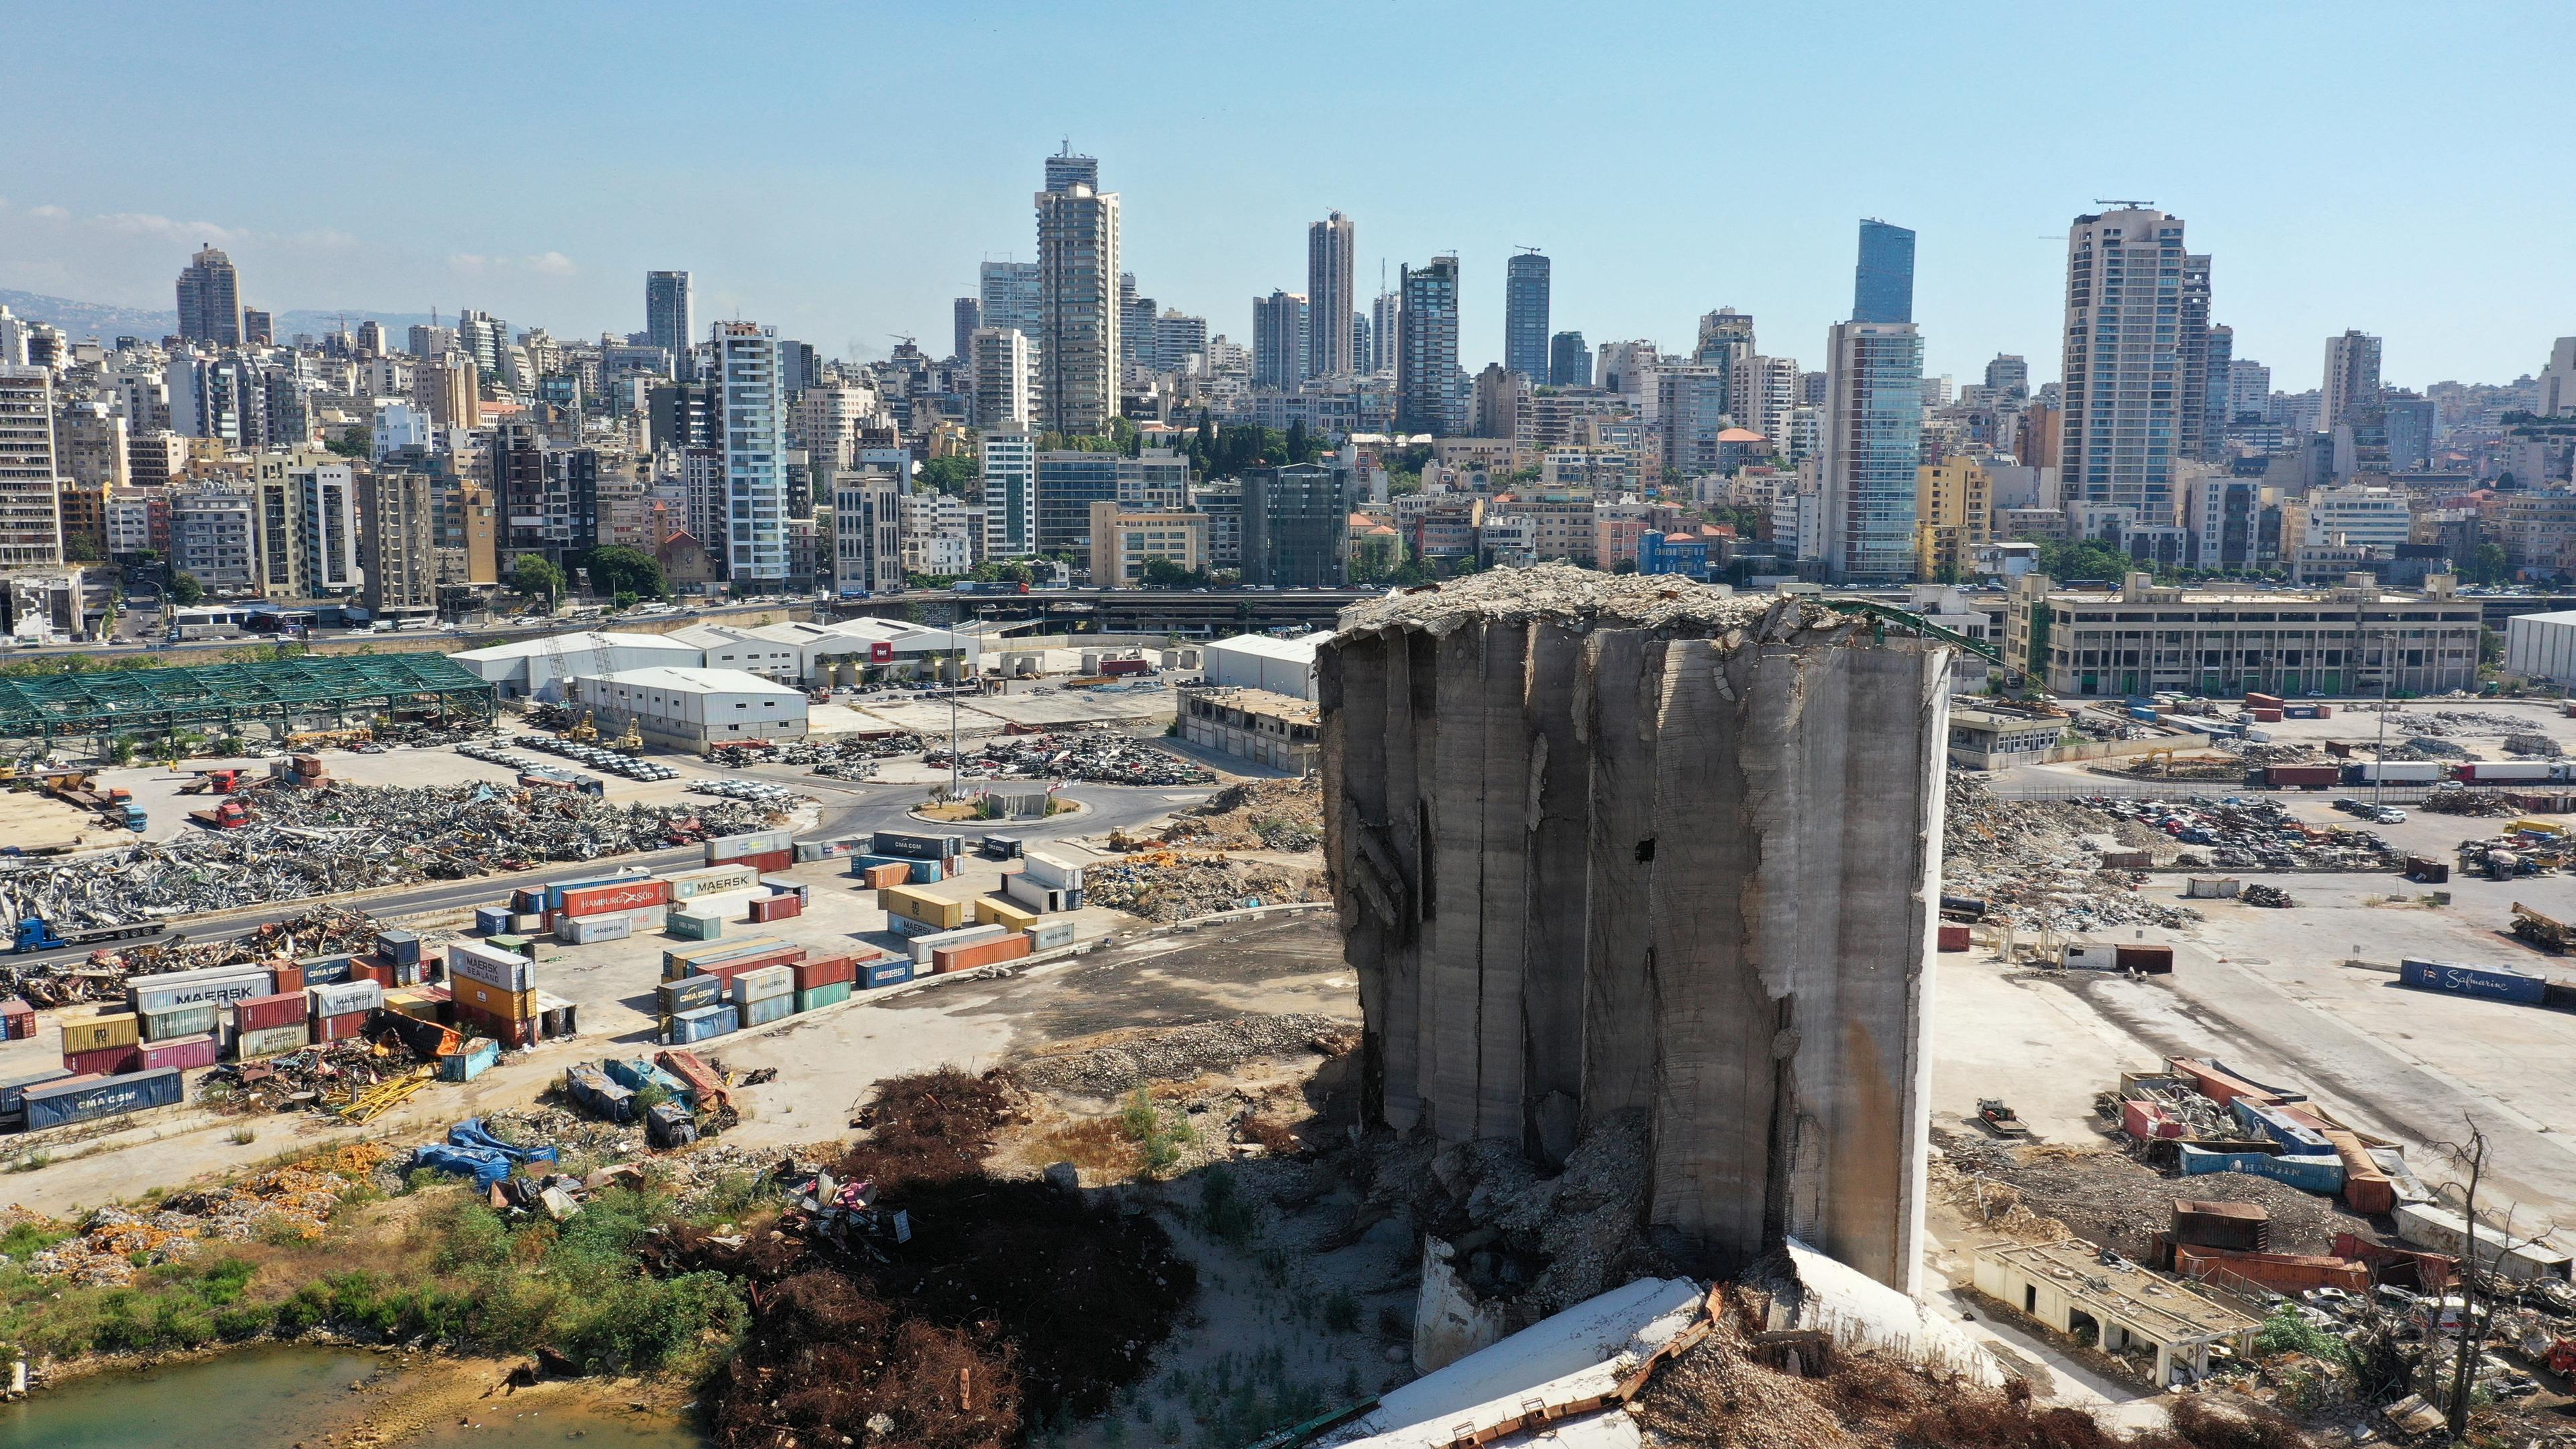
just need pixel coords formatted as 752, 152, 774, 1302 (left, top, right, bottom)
560, 879, 674, 916
311, 1008, 372, 1043
748, 894, 804, 923
354, 959, 396, 987
2251, 708, 2285, 722
690, 946, 809, 989
792, 955, 857, 989
2122, 1099, 2183, 1141
932, 934, 1032, 974
455, 1002, 532, 1049
234, 991, 307, 1033
63, 1043, 141, 1076
0, 998, 34, 1040
269, 961, 305, 994
137, 1034, 219, 1072
708, 849, 794, 875
1936, 924, 1971, 953
861, 862, 911, 889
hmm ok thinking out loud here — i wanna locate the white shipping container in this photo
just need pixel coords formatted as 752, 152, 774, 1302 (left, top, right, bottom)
447, 941, 536, 993
706, 829, 792, 863
307, 981, 384, 1018
666, 863, 760, 900
558, 913, 632, 945
731, 965, 795, 1003
236, 1024, 311, 1059
1020, 851, 1083, 890
2395, 1203, 2576, 1281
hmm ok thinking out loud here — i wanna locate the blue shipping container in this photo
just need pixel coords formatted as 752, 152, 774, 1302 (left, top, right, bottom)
861, 959, 914, 989
2400, 957, 2548, 1005
656, 975, 724, 1015
297, 955, 353, 985
0, 1067, 73, 1118
2178, 1144, 2346, 1193
441, 1038, 502, 1082
741, 993, 794, 1028
2231, 1097, 2334, 1156
23, 1068, 182, 1132
474, 906, 512, 936
668, 1004, 737, 1044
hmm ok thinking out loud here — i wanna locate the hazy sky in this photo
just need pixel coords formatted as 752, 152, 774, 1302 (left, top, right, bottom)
8, 1, 2570, 392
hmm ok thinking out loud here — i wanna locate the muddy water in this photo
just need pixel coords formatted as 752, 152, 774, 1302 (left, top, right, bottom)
0, 1346, 705, 1449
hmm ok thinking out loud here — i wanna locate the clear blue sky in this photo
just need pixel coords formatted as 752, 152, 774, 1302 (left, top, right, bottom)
7, 1, 2569, 392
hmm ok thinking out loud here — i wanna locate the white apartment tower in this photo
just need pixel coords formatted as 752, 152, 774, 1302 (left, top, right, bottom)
0, 368, 65, 566
707, 322, 788, 584
1035, 153, 1121, 435
969, 327, 1034, 429
2320, 330, 2383, 434
2058, 207, 2193, 533
979, 424, 1036, 559
1307, 212, 1356, 378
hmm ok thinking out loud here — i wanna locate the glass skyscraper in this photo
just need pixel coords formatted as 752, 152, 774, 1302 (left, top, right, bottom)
1550, 331, 1589, 388
1504, 251, 1550, 380
1819, 321, 1924, 582
1851, 219, 1915, 325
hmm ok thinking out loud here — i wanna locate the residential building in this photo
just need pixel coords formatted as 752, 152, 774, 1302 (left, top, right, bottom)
1035, 450, 1122, 565
980, 424, 1037, 559
2059, 207, 2192, 540
1307, 212, 1356, 378
415, 357, 482, 430
645, 271, 692, 376
1241, 464, 1347, 586
951, 297, 981, 362
1913, 456, 1991, 580
1369, 291, 1402, 375
104, 487, 165, 558
372, 402, 431, 459
54, 401, 128, 490
1819, 321, 1925, 582
169, 485, 258, 594
1472, 364, 1532, 442
0, 368, 64, 567
830, 466, 903, 596
1034, 153, 1122, 435
2226, 359, 2271, 422
2302, 484, 2410, 553
2186, 473, 2265, 572
2177, 254, 2218, 464
2321, 330, 2383, 434
2539, 337, 2576, 418
792, 384, 878, 470
1088, 502, 1208, 585
1191, 478, 1242, 568
979, 261, 1044, 344
900, 492, 981, 577
1851, 219, 1915, 325
1154, 310, 1208, 374
174, 245, 244, 347
1550, 331, 1589, 388
2002, 571, 2479, 698
1397, 256, 1463, 435
1653, 363, 1732, 478
968, 327, 1033, 428
1985, 354, 2029, 400
1252, 291, 1309, 389
1945, 709, 2065, 770
1505, 251, 1550, 381
360, 467, 436, 613
707, 321, 789, 585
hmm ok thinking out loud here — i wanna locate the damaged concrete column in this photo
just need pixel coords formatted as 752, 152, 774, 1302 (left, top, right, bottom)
1321, 566, 1948, 1293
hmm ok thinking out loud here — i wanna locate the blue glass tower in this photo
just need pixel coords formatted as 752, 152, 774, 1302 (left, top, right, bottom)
1852, 219, 1915, 325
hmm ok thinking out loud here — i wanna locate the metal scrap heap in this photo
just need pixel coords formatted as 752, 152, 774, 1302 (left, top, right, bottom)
0, 782, 785, 932
924, 729, 1215, 786
21, 1143, 390, 1286
1942, 778, 2204, 932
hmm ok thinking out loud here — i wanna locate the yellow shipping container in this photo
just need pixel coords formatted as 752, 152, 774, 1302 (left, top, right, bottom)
879, 885, 969, 930
63, 1012, 141, 1053
974, 896, 1041, 932
453, 977, 536, 1021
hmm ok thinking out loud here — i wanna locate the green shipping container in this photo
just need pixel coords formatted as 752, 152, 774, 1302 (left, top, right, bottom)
141, 1004, 222, 1041
794, 981, 852, 1013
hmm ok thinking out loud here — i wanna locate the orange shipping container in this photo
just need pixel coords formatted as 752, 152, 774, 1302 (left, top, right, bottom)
932, 934, 1032, 974
269, 960, 304, 994
451, 976, 536, 1021
792, 955, 858, 989
2174, 1244, 2369, 1294
862, 861, 912, 889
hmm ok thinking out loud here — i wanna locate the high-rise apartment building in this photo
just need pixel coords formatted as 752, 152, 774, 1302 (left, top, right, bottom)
1819, 320, 1924, 582
979, 424, 1036, 559
645, 271, 693, 376
1252, 291, 1309, 389
1306, 212, 1356, 378
979, 262, 1044, 338
360, 467, 436, 613
1852, 219, 1915, 325
2321, 330, 2383, 434
951, 297, 981, 362
2199, 321, 2233, 462
175, 246, 244, 347
1241, 464, 1348, 587
969, 327, 1034, 428
1152, 311, 1208, 374
1984, 354, 2029, 400
2058, 207, 2192, 533
0, 368, 64, 567
1034, 154, 1121, 435
2538, 339, 2576, 417
1550, 331, 1589, 388
457, 311, 506, 374
2176, 254, 2216, 464
1504, 251, 1551, 381
1397, 256, 1462, 435
2226, 359, 2271, 422
707, 322, 788, 584
1119, 274, 1157, 374
1370, 291, 1402, 375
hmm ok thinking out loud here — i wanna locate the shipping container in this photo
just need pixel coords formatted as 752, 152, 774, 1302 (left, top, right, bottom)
451, 977, 535, 1021
705, 828, 792, 864
974, 896, 1042, 932
60, 1012, 140, 1054
979, 834, 1024, 860
378, 929, 423, 965
790, 955, 858, 990
660, 934, 799, 975
2396, 1203, 2576, 1281
932, 933, 1032, 973
312, 1008, 374, 1043
2184, 876, 2241, 899
718, 850, 794, 875
0, 1067, 72, 1119
23, 1069, 182, 1132
61, 1044, 140, 1077
566, 1065, 636, 1122
2265, 763, 2340, 788
127, 963, 272, 1016
508, 912, 545, 934
759, 875, 810, 904
307, 981, 384, 1018
1935, 924, 1971, 953
871, 830, 963, 861
441, 1038, 501, 1082
1003, 873, 1068, 914
235, 1024, 311, 1060
907, 923, 1007, 965
352, 960, 395, 989
557, 912, 633, 945
601, 1058, 687, 1097
856, 859, 914, 890
739, 992, 794, 1028
136, 1034, 219, 1072
2453, 760, 2556, 783
0, 999, 35, 1041
2174, 1246, 2369, 1294
268, 961, 303, 995
2339, 760, 2445, 784
1020, 851, 1084, 891
139, 1004, 221, 1041
1024, 919, 1078, 952
881, 885, 972, 932
233, 991, 307, 1033
747, 894, 804, 924
665, 907, 724, 941
795, 981, 853, 1014
2398, 957, 2547, 1004
2233, 1097, 2335, 1155
2176, 1144, 2345, 1193
448, 941, 536, 993
2244, 692, 2287, 710
860, 957, 915, 990
656, 975, 726, 1017
664, 863, 760, 900
730, 965, 795, 1005
474, 906, 513, 935
555, 877, 672, 917
668, 1004, 738, 1044
2171, 1200, 2271, 1251
2122, 1099, 2183, 1141
2061, 941, 2174, 973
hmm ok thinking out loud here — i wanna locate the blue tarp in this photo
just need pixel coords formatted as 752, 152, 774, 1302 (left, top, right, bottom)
449, 1117, 559, 1163
409, 1119, 559, 1187
2178, 1144, 2345, 1193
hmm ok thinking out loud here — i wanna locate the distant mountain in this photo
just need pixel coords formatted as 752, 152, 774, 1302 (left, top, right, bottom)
1, 288, 447, 342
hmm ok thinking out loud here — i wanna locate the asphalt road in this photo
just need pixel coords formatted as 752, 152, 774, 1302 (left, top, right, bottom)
5, 778, 1201, 970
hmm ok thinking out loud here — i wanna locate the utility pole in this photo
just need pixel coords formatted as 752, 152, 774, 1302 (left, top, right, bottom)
2371, 608, 2392, 813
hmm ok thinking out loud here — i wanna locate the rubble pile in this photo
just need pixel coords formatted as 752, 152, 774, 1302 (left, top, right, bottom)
21, 1144, 388, 1286
2344, 706, 2536, 737
0, 906, 388, 1004
199, 1036, 433, 1114
1395, 1112, 1659, 1323
1009, 1012, 1348, 1097
711, 735, 925, 780
1934, 1132, 2366, 1261
662, 1069, 1192, 1449
2504, 733, 2563, 757
1081, 854, 1327, 922
0, 784, 784, 932
2083, 796, 2398, 872
925, 730, 1215, 786
1110, 775, 1324, 853
1941, 779, 2202, 932
2420, 788, 2516, 816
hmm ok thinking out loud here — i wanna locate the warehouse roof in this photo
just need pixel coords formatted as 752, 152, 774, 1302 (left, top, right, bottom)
0, 653, 494, 742
572, 667, 806, 698
1208, 631, 1329, 663
449, 630, 682, 661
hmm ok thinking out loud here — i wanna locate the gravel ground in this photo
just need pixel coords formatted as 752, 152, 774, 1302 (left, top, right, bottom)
1937, 1130, 2374, 1259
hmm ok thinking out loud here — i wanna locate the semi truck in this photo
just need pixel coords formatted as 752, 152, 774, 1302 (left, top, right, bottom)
10, 916, 180, 955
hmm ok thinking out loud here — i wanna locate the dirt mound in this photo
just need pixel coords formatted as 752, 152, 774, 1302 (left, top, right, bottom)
698, 1068, 1192, 1449
1083, 855, 1328, 921
1124, 775, 1325, 853
1009, 1013, 1348, 1097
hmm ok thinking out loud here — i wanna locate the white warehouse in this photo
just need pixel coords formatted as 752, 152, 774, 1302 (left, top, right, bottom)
564, 667, 810, 753
2506, 610, 2576, 684
1204, 631, 1328, 701
448, 631, 703, 701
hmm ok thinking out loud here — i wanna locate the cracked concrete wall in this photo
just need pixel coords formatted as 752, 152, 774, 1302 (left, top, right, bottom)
1322, 567, 1946, 1293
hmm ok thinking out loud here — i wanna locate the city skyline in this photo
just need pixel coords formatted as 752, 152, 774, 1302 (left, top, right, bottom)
4, 3, 2573, 392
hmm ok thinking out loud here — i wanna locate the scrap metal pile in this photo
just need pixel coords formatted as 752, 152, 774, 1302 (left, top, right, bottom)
0, 784, 784, 932
20, 1143, 390, 1286
198, 1038, 435, 1116
2082, 796, 2398, 871
924, 730, 1215, 786
1941, 778, 2202, 932
0, 906, 388, 1004
508, 735, 681, 782
711, 735, 925, 780
2420, 788, 2516, 816
1081, 852, 1327, 922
